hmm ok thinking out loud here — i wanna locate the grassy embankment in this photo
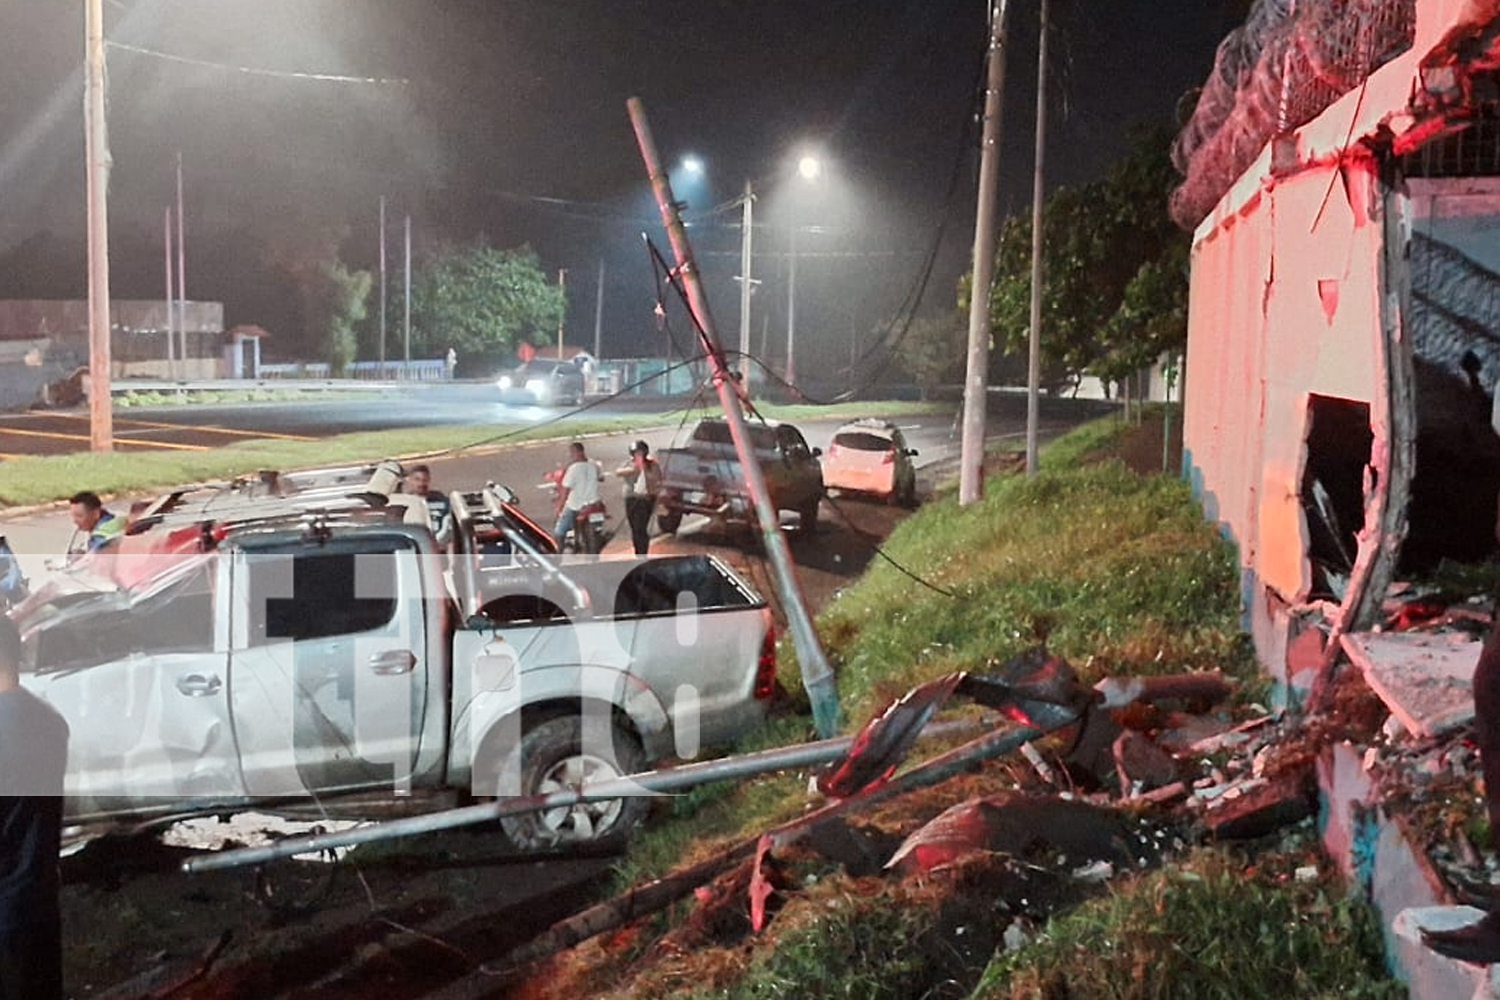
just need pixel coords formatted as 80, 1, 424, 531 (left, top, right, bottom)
548, 409, 1399, 1000
0, 399, 940, 509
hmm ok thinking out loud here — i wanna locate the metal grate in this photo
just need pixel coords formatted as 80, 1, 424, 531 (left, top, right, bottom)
1402, 101, 1500, 178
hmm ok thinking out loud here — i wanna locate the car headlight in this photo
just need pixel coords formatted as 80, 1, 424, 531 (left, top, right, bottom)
497, 375, 513, 389
526, 378, 549, 397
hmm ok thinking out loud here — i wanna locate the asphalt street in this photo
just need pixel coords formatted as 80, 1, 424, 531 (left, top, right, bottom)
0, 409, 977, 584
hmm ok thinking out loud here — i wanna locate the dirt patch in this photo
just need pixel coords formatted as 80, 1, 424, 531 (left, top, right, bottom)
1111, 407, 1184, 477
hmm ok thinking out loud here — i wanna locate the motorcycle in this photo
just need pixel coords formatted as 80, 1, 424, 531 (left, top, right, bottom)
0, 535, 29, 612
539, 462, 611, 554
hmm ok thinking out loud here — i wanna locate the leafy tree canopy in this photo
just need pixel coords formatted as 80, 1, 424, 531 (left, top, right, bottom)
984, 124, 1188, 391
395, 241, 565, 359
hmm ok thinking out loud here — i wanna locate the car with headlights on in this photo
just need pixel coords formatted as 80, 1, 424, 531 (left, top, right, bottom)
821, 418, 918, 506
496, 359, 584, 406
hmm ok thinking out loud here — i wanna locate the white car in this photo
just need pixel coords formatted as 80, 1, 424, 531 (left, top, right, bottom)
822, 418, 918, 506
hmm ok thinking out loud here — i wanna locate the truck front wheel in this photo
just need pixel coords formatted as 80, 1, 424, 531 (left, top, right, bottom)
497, 715, 649, 853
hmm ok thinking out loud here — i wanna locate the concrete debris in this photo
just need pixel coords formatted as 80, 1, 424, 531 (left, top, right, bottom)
1196, 770, 1318, 841
1113, 730, 1182, 792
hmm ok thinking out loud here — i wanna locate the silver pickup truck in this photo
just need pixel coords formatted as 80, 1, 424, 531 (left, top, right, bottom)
10, 472, 776, 853
656, 418, 825, 534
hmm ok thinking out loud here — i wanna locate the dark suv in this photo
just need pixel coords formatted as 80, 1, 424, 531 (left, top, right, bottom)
496, 359, 585, 406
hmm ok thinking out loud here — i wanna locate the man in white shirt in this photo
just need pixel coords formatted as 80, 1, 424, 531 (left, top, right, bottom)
553, 441, 602, 553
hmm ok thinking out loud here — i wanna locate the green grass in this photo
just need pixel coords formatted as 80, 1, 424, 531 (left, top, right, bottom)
800, 455, 1258, 724
580, 412, 1390, 1000
971, 845, 1403, 1000
115, 388, 375, 407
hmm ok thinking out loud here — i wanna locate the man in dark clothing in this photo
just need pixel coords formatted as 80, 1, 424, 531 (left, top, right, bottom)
615, 440, 662, 556
0, 616, 69, 1000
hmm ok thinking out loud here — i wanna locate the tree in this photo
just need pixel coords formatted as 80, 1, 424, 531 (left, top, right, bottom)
303, 259, 372, 375
898, 310, 968, 395
396, 241, 565, 359
983, 125, 1189, 391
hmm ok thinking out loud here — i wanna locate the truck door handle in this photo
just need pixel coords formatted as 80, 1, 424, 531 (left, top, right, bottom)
369, 649, 417, 675
176, 673, 222, 698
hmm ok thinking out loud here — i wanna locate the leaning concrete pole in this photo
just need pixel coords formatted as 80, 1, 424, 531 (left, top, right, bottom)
84, 0, 113, 452
959, 0, 1010, 504
628, 98, 842, 739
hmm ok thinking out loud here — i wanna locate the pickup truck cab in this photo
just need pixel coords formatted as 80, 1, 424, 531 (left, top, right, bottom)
10, 466, 777, 852
656, 418, 824, 535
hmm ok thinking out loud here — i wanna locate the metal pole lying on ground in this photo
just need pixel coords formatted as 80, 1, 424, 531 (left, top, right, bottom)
180, 719, 986, 875
627, 97, 842, 738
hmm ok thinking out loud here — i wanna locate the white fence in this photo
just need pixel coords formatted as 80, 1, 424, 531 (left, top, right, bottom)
259, 360, 449, 381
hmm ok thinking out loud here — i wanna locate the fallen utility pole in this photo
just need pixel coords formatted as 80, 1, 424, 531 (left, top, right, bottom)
181, 718, 988, 875
627, 96, 842, 738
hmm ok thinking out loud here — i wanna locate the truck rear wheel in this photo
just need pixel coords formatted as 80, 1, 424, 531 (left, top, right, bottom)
497, 715, 649, 853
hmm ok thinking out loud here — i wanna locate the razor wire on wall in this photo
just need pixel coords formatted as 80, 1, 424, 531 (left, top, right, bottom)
1171, 0, 1415, 230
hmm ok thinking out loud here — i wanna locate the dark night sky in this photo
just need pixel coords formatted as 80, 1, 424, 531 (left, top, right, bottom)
0, 0, 1244, 368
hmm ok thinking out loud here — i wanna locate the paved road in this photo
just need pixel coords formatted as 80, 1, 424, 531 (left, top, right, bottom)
0, 412, 972, 580
0, 383, 691, 456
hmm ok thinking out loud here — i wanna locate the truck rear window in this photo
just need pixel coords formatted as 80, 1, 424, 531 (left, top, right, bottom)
833, 432, 894, 452
693, 422, 778, 451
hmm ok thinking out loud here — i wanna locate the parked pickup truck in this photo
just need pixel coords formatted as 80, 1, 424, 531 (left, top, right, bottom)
656, 418, 825, 534
10, 467, 777, 852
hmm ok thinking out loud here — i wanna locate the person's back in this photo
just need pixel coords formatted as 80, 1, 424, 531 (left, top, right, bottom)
0, 618, 68, 1000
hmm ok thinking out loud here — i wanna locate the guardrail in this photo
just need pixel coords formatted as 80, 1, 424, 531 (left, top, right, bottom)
260, 360, 449, 381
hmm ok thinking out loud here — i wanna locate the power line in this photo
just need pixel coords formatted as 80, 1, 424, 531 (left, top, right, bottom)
106, 39, 409, 85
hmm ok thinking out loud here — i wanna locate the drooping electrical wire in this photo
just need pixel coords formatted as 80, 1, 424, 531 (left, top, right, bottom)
106, 39, 410, 85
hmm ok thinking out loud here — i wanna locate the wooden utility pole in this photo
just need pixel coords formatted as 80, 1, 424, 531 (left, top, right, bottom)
629, 98, 842, 738
959, 0, 1010, 504
1025, 0, 1049, 475
85, 0, 113, 451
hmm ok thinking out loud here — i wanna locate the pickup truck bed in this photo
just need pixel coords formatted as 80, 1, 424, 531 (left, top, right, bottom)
656, 418, 824, 533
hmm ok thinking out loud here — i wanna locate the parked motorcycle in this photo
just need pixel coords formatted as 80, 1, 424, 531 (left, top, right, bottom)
539, 462, 611, 554
0, 535, 29, 611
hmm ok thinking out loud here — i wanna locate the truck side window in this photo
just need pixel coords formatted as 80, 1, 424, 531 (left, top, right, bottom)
249, 547, 401, 643
779, 426, 810, 461
29, 562, 215, 673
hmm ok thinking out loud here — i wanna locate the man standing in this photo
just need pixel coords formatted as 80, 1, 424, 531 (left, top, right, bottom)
553, 442, 602, 554
615, 440, 662, 556
403, 464, 453, 545
67, 491, 123, 557
0, 616, 69, 1000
